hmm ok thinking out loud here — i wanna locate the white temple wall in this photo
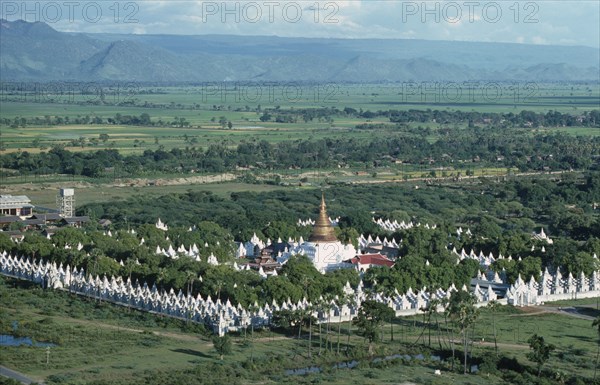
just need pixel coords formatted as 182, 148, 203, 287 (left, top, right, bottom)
2, 253, 600, 336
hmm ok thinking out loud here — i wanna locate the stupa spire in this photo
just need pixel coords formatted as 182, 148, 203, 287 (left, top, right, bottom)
309, 192, 338, 242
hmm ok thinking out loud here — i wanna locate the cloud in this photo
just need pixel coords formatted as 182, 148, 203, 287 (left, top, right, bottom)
531, 36, 547, 45
2, 0, 597, 47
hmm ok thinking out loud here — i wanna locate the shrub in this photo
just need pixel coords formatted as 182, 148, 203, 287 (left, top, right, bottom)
478, 352, 500, 375
498, 355, 525, 373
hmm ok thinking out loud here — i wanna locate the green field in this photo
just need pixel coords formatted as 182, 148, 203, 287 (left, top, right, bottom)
1, 82, 598, 154
14, 181, 297, 208
3, 82, 598, 112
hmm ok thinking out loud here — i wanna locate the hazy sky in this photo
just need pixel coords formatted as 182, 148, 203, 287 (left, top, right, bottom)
2, 1, 599, 47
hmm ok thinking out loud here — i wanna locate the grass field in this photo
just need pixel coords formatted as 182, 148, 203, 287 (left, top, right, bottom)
3, 82, 598, 112
1, 276, 597, 384
12, 181, 295, 208
0, 119, 378, 154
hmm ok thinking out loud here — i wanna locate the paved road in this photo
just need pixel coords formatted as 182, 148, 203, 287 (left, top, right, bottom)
0, 365, 43, 385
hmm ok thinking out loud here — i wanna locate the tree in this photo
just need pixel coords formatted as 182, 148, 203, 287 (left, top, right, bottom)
442, 297, 458, 370
306, 303, 315, 358
448, 291, 479, 374
593, 316, 600, 380
527, 334, 555, 377
353, 300, 394, 355
0, 233, 13, 253
212, 335, 232, 360
322, 293, 336, 353
487, 300, 501, 357
380, 286, 397, 342
313, 297, 326, 355
272, 309, 301, 335
335, 294, 349, 355
424, 298, 441, 347
185, 270, 196, 297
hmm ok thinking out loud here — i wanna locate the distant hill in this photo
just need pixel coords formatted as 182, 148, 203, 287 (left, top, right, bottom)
1, 19, 599, 82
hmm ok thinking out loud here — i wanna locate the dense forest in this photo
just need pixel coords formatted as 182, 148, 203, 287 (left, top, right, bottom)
79, 172, 600, 241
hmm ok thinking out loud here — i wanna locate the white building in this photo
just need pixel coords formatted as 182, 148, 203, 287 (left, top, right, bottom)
0, 195, 34, 217
277, 194, 356, 272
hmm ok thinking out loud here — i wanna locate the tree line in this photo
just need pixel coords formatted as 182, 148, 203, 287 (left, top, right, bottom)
2, 129, 599, 178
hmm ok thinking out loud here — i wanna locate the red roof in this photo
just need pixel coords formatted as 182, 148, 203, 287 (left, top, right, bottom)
349, 253, 394, 268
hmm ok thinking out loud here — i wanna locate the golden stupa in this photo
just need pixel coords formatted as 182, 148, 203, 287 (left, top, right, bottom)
308, 193, 338, 243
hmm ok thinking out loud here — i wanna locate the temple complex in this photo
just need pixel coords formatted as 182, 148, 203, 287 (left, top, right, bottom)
276, 193, 357, 272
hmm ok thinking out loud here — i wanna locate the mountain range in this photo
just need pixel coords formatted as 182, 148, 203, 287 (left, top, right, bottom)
1, 19, 599, 82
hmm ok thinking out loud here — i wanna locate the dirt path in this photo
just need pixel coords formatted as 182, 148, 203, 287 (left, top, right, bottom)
59, 317, 206, 343
2, 169, 573, 195
1, 173, 238, 194
0, 365, 45, 385
503, 305, 596, 321
57, 316, 293, 347
538, 306, 596, 320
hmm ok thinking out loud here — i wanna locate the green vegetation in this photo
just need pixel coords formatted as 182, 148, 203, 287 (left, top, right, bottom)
2, 106, 598, 181
527, 334, 556, 377
352, 300, 394, 353
1, 173, 597, 309
447, 291, 479, 374
2, 127, 598, 180
1, 277, 599, 384
212, 335, 232, 361
1, 82, 599, 384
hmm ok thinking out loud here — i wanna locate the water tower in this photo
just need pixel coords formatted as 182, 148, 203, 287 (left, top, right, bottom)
57, 188, 75, 217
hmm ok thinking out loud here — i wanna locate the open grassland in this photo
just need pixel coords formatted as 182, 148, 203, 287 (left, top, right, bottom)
8, 181, 296, 208
4, 82, 597, 112
4, 122, 598, 156
0, 119, 377, 154
1, 277, 597, 384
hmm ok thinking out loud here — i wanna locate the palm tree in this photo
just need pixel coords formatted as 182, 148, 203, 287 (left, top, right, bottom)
88, 248, 103, 278
335, 294, 349, 355
323, 294, 334, 353
593, 316, 600, 380
448, 292, 479, 374
155, 267, 167, 291
296, 308, 309, 340
442, 297, 457, 371
299, 276, 315, 356
214, 281, 224, 301
414, 305, 428, 346
427, 298, 441, 348
307, 302, 314, 358
487, 300, 501, 357
314, 298, 325, 355
88, 249, 104, 302
247, 303, 259, 363
346, 296, 357, 355
124, 258, 136, 283
381, 286, 396, 342
185, 270, 196, 297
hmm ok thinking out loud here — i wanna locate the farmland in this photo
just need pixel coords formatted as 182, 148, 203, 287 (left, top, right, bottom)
1, 82, 598, 154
